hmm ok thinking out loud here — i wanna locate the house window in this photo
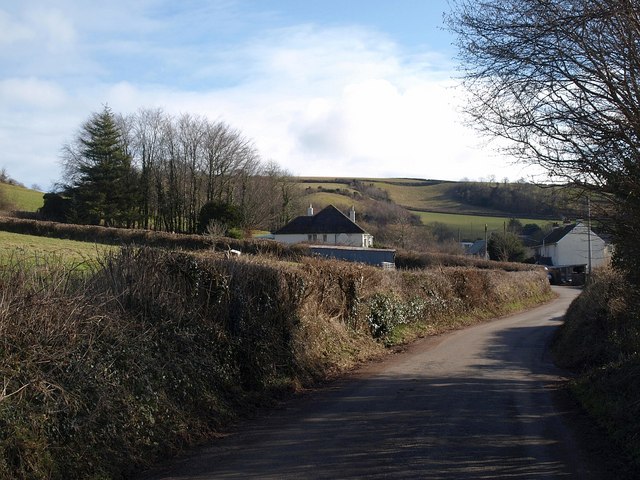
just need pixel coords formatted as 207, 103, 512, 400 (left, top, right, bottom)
308, 234, 312, 241
323, 234, 327, 242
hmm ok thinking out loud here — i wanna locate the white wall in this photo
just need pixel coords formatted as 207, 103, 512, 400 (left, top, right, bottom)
274, 232, 373, 247
540, 223, 607, 267
557, 224, 607, 267
273, 234, 309, 245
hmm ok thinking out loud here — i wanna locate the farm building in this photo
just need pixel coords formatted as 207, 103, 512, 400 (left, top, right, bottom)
534, 222, 608, 284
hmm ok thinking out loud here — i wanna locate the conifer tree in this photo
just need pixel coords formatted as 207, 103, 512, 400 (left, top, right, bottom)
66, 106, 138, 226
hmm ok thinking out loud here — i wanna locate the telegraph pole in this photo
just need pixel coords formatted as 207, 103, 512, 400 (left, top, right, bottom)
587, 197, 592, 280
484, 224, 488, 260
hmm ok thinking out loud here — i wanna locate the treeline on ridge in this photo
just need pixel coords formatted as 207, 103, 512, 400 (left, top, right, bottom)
448, 180, 581, 218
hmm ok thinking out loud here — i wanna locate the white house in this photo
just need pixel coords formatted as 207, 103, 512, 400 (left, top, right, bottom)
273, 204, 374, 248
534, 222, 608, 270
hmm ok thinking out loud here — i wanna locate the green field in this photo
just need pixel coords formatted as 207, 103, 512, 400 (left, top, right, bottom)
295, 177, 560, 239
0, 230, 112, 264
0, 177, 561, 247
302, 191, 358, 210
1, 183, 44, 211
413, 211, 556, 241
298, 177, 519, 215
371, 180, 508, 215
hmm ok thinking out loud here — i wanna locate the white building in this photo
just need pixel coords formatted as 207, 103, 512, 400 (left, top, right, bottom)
273, 204, 374, 248
534, 222, 608, 270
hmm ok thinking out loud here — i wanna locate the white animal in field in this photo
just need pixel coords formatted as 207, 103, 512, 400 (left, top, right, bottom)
225, 248, 241, 258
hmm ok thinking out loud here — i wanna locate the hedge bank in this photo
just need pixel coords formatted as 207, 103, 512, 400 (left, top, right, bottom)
553, 268, 640, 474
0, 247, 552, 479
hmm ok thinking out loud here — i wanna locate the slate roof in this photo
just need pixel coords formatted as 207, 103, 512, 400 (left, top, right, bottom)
540, 223, 576, 245
274, 204, 368, 235
466, 240, 486, 256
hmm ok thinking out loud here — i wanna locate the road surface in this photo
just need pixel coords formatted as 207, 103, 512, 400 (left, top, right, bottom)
141, 286, 610, 479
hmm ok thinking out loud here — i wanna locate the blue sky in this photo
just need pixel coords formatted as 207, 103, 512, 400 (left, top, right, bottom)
0, 0, 539, 190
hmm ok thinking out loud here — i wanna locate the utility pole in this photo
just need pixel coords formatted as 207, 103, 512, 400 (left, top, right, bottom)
484, 224, 488, 260
587, 197, 592, 281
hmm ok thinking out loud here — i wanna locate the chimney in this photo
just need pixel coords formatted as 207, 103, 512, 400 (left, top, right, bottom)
307, 204, 314, 216
349, 206, 356, 223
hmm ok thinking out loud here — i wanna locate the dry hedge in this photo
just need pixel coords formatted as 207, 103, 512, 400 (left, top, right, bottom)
0, 247, 551, 479
552, 267, 640, 472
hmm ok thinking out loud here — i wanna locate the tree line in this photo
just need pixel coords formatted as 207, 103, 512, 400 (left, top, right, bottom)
42, 106, 300, 235
448, 181, 579, 218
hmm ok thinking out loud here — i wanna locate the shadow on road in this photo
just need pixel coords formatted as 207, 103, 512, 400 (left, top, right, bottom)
141, 292, 620, 479
143, 372, 583, 479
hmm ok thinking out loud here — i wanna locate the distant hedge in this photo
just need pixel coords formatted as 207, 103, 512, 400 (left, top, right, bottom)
0, 216, 305, 258
394, 249, 539, 272
0, 216, 543, 273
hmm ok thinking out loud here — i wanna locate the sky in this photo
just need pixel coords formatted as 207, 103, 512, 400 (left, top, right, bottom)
1, 0, 541, 191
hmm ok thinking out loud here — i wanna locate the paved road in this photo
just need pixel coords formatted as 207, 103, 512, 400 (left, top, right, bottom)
141, 287, 605, 479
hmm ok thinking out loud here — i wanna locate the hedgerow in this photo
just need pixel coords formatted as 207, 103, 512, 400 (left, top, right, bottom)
553, 267, 640, 473
0, 247, 551, 479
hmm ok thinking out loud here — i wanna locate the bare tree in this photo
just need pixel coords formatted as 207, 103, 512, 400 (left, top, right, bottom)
176, 113, 208, 233
60, 105, 291, 235
243, 161, 302, 231
129, 107, 167, 229
447, 0, 640, 279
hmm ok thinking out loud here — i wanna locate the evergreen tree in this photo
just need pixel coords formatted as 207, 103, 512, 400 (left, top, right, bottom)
66, 106, 138, 227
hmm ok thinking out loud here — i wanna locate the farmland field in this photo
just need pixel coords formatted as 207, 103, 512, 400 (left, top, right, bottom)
0, 230, 112, 264
412, 211, 556, 241
301, 191, 357, 210
296, 177, 560, 240
1, 183, 44, 211
297, 177, 525, 215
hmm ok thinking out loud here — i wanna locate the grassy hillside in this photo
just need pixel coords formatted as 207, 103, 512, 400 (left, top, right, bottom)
296, 177, 561, 242
0, 183, 44, 212
369, 179, 508, 214
0, 230, 111, 264
413, 211, 555, 241
296, 177, 561, 217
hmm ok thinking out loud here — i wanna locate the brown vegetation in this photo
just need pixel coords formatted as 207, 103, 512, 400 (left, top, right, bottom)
553, 268, 640, 473
394, 249, 537, 272
0, 246, 552, 479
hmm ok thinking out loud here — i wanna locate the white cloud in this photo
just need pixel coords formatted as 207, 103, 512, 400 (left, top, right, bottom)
28, 7, 77, 50
0, 78, 68, 109
0, 5, 76, 50
0, 5, 540, 189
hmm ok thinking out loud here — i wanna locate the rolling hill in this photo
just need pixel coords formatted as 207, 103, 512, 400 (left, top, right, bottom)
0, 183, 44, 212
0, 177, 571, 243
295, 177, 570, 241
